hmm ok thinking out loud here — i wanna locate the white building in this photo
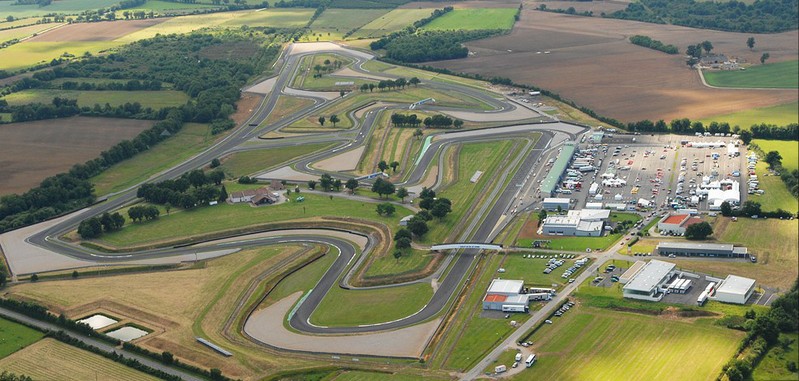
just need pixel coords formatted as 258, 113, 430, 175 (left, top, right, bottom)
657, 214, 703, 235
541, 209, 609, 237
713, 275, 756, 304
482, 279, 529, 311
487, 279, 524, 295
622, 260, 676, 301
542, 198, 570, 212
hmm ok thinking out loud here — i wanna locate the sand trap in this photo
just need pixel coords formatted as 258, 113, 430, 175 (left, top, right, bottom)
441, 100, 541, 122
284, 87, 341, 100
244, 292, 439, 357
256, 165, 319, 182
289, 42, 374, 61
314, 146, 364, 172
244, 76, 277, 95
332, 67, 387, 81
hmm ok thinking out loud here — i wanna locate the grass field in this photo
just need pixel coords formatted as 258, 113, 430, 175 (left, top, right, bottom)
515, 213, 639, 251
96, 193, 413, 248
422, 9, 517, 31
351, 8, 436, 38
91, 123, 213, 196
3, 89, 189, 109
751, 160, 798, 213
700, 101, 798, 128
119, 0, 219, 13
509, 306, 743, 381
755, 139, 798, 171
0, 338, 160, 381
260, 95, 316, 128
218, 8, 314, 28
308, 8, 390, 40
0, 317, 43, 359
703, 60, 798, 89
0, 41, 118, 71
334, 371, 448, 381
499, 254, 579, 288
0, 0, 119, 19
220, 142, 334, 177
752, 333, 799, 381
0, 23, 62, 44
310, 282, 433, 326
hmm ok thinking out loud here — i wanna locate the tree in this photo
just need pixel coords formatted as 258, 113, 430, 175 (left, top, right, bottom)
393, 250, 402, 262
741, 200, 762, 216
765, 151, 783, 168
210, 158, 221, 168
394, 228, 412, 241
413, 128, 424, 140
319, 174, 334, 191
416, 209, 433, 221
333, 179, 342, 191
378, 160, 389, 172
419, 197, 435, 210
161, 351, 174, 365
307, 180, 317, 190
376, 202, 396, 216
431, 198, 452, 219
720, 201, 732, 216
339, 90, 346, 98
30, 274, 38, 282
313, 64, 322, 74
318, 116, 326, 126
72, 270, 79, 279
78, 217, 102, 239
685, 221, 713, 240
409, 77, 420, 87
746, 37, 755, 50
210, 368, 224, 381
739, 130, 753, 145
371, 178, 395, 198
329, 114, 339, 127
453, 119, 464, 129
208, 169, 225, 185
218, 185, 228, 203
407, 218, 429, 238
396, 237, 411, 250
420, 187, 435, 199
537, 209, 548, 222
164, 202, 172, 215
760, 52, 770, 64
345, 178, 359, 193
701, 40, 713, 54
390, 161, 400, 173
396, 187, 409, 202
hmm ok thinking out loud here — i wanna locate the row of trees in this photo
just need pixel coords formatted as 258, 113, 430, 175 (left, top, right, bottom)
625, 117, 798, 142
317, 114, 340, 127
720, 200, 794, 219
390, 112, 465, 129
127, 205, 161, 222
755, 147, 799, 198
629, 35, 679, 54
77, 212, 125, 239
358, 77, 420, 93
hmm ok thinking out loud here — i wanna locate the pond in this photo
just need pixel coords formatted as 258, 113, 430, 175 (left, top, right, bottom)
105, 326, 148, 342
77, 314, 117, 330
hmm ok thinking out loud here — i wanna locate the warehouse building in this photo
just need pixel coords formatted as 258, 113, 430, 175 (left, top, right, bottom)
542, 198, 570, 212
657, 214, 703, 235
656, 242, 748, 258
713, 275, 756, 304
541, 209, 610, 237
622, 260, 676, 301
482, 279, 531, 312
539, 142, 576, 196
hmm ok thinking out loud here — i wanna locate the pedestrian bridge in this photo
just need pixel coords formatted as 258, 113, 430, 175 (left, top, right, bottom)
430, 243, 503, 251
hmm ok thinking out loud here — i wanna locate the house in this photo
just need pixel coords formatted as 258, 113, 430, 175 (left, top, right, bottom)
229, 187, 278, 205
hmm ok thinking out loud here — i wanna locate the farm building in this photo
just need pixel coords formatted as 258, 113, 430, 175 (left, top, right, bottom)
539, 142, 576, 196
622, 260, 676, 301
713, 275, 756, 304
542, 198, 570, 211
656, 242, 748, 258
482, 279, 530, 312
657, 214, 703, 235
229, 187, 279, 205
541, 209, 609, 237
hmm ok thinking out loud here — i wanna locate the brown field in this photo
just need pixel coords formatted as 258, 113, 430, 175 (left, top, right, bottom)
0, 117, 153, 195
27, 19, 166, 42
231, 92, 263, 126
429, 8, 799, 123
530, 0, 628, 14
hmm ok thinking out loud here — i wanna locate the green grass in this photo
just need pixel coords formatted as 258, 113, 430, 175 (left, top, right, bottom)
362, 248, 433, 278
219, 8, 314, 28
700, 101, 798, 128
508, 306, 743, 381
422, 9, 517, 31
334, 370, 448, 381
3, 89, 189, 109
703, 60, 798, 89
120, 0, 219, 13
752, 333, 799, 381
97, 193, 413, 247
310, 282, 432, 326
220, 142, 334, 177
517, 234, 622, 252
263, 246, 337, 305
0, 317, 44, 359
351, 8, 436, 38
0, 113, 10, 122
0, 41, 118, 71
0, 0, 119, 19
91, 123, 213, 196
499, 254, 579, 288
751, 160, 798, 213
755, 139, 798, 171
308, 8, 390, 40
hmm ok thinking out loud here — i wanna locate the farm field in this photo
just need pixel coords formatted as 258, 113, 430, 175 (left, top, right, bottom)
0, 338, 160, 381
754, 139, 798, 171
26, 19, 166, 42
95, 193, 413, 248
422, 8, 518, 31
0, 117, 154, 196
0, 317, 43, 359
218, 8, 313, 28
429, 10, 799, 123
700, 101, 798, 128
308, 8, 390, 40
351, 8, 436, 38
119, 0, 220, 14
310, 282, 433, 326
219, 142, 334, 177
0, 23, 62, 44
3, 89, 190, 109
703, 60, 799, 89
509, 306, 743, 381
0, 0, 120, 19
0, 41, 118, 71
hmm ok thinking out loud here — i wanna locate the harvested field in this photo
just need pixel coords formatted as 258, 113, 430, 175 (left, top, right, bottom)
0, 23, 62, 43
399, 0, 518, 8
0, 117, 153, 195
27, 19, 166, 42
529, 0, 628, 14
429, 9, 799, 122
351, 8, 435, 38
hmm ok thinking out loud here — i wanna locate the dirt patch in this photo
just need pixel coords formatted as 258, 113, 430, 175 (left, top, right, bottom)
0, 117, 153, 195
231, 92, 263, 126
428, 9, 799, 122
27, 19, 167, 42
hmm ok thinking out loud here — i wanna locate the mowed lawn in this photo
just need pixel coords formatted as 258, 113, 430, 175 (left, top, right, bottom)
422, 9, 517, 31
310, 282, 433, 326
3, 89, 189, 109
351, 8, 436, 38
754, 139, 798, 171
700, 101, 798, 128
510, 307, 743, 381
0, 317, 43, 359
220, 142, 334, 177
0, 338, 160, 381
703, 60, 799, 89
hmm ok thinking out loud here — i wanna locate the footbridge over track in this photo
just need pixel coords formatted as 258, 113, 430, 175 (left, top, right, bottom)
430, 243, 503, 251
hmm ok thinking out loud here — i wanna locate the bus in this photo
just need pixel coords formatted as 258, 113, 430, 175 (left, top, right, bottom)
526, 354, 537, 368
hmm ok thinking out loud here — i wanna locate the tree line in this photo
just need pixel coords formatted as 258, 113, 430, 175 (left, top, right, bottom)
625, 118, 798, 142
137, 169, 227, 209
358, 77, 419, 92
629, 35, 679, 55
750, 145, 799, 198
391, 187, 451, 260
375, 29, 502, 63
412, 6, 453, 29
391, 113, 463, 129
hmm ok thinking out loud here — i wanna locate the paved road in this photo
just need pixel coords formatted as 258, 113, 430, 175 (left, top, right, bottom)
0, 307, 204, 381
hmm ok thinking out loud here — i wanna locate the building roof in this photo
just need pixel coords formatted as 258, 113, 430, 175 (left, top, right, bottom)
484, 294, 507, 302
579, 209, 610, 221
682, 217, 703, 228
400, 215, 414, 222
539, 142, 576, 194
663, 214, 689, 225
505, 294, 530, 304
620, 260, 646, 281
487, 279, 524, 294
577, 220, 604, 233
656, 242, 735, 251
543, 198, 570, 205
623, 260, 675, 292
717, 275, 755, 295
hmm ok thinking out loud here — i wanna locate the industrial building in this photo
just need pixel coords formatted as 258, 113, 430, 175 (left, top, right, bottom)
713, 275, 756, 304
657, 214, 703, 235
621, 260, 676, 301
542, 198, 570, 212
656, 242, 748, 258
482, 279, 532, 312
541, 209, 610, 237
539, 142, 576, 196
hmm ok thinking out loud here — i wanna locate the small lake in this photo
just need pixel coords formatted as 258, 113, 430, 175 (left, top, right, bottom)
106, 326, 148, 342
77, 314, 117, 330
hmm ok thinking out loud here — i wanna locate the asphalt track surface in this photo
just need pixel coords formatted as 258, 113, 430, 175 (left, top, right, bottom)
16, 43, 587, 339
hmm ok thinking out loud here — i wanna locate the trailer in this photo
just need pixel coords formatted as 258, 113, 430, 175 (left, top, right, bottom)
678, 280, 692, 294
697, 290, 709, 306
502, 305, 528, 313
528, 287, 556, 294
579, 166, 596, 172
525, 354, 537, 367
528, 293, 552, 301
705, 282, 716, 296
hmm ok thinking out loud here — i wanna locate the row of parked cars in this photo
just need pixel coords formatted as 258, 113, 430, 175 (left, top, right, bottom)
554, 300, 575, 317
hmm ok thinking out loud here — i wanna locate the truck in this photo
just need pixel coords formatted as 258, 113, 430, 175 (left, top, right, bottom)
526, 354, 537, 368
495, 365, 507, 374
697, 290, 709, 306
502, 305, 528, 313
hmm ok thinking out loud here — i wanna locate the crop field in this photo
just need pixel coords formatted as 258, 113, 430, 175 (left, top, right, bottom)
422, 8, 518, 31
509, 306, 743, 381
351, 8, 436, 38
429, 10, 799, 123
0, 117, 153, 196
754, 139, 798, 171
0, 0, 120, 19
220, 142, 334, 177
0, 338, 160, 381
0, 23, 62, 44
700, 101, 798, 128
3, 89, 189, 109
0, 40, 118, 71
219, 8, 314, 28
0, 17, 45, 29
96, 193, 413, 248
309, 8, 390, 40
119, 0, 219, 14
26, 19, 166, 42
703, 60, 798, 89
0, 317, 43, 359
310, 282, 433, 326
